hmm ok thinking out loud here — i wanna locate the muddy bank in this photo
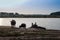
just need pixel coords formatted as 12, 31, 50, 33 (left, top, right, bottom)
0, 36, 60, 40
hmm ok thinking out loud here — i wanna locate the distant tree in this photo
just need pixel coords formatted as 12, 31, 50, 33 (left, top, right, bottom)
15, 13, 19, 16
0, 12, 8, 17
9, 13, 14, 17
50, 11, 60, 15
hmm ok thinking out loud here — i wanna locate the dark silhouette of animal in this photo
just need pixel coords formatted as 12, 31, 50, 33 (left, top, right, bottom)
19, 23, 26, 28
31, 22, 46, 30
36, 26, 46, 30
10, 20, 16, 28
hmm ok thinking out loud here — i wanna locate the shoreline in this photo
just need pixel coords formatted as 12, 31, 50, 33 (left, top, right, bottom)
0, 26, 60, 40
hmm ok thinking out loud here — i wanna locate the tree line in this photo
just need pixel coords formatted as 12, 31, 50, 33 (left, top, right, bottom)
0, 11, 60, 18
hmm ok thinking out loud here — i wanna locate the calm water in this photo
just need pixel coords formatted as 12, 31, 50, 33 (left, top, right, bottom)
0, 18, 60, 30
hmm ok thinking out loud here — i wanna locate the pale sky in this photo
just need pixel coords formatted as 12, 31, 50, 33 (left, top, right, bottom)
0, 0, 60, 14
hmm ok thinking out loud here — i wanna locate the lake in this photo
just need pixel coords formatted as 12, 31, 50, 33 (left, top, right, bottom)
0, 18, 60, 30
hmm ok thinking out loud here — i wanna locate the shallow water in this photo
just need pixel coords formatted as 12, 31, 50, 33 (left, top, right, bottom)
0, 18, 60, 30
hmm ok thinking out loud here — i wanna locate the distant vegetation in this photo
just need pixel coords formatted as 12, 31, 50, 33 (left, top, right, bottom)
50, 11, 60, 15
0, 11, 60, 18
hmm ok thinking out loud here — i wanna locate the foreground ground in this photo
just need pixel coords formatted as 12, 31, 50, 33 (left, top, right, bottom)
0, 26, 60, 40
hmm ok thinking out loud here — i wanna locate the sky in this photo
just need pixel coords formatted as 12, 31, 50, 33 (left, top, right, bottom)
0, 0, 60, 14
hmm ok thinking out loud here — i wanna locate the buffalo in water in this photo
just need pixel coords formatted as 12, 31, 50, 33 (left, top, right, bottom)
10, 20, 16, 28
19, 23, 26, 28
31, 22, 46, 30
